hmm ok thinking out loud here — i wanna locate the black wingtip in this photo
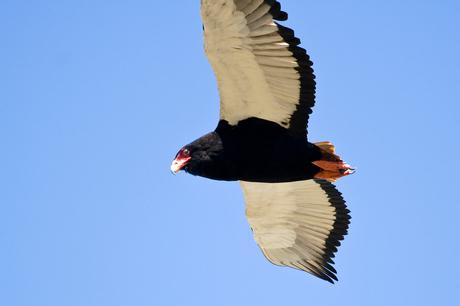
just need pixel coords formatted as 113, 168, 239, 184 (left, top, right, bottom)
265, 0, 288, 21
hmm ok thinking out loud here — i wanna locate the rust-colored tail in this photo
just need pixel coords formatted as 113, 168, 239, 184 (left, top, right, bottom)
312, 141, 355, 182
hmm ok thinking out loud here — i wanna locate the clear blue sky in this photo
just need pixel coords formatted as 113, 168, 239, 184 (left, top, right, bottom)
1, 1, 460, 305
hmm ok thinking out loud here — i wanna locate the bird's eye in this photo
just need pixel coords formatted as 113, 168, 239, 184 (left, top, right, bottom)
183, 148, 190, 156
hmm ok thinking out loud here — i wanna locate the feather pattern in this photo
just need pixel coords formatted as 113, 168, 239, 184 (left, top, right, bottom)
201, 0, 316, 138
239, 178, 350, 283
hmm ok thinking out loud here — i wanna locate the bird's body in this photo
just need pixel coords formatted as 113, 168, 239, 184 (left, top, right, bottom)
182, 118, 322, 182
171, 0, 354, 283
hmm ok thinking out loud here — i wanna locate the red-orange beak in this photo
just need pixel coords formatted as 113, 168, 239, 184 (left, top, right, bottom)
170, 156, 191, 174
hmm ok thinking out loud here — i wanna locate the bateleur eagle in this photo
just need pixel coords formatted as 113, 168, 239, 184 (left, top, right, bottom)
171, 0, 355, 283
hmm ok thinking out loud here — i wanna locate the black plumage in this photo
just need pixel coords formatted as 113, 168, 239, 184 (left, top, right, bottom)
177, 118, 322, 182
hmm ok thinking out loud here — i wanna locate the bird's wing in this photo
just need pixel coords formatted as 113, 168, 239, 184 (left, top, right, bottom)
239, 178, 350, 283
201, 0, 316, 139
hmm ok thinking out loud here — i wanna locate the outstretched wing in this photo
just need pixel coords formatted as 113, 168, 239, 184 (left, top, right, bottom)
201, 0, 316, 139
239, 179, 350, 283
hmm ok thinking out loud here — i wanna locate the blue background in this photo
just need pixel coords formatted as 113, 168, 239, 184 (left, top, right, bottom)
1, 1, 459, 305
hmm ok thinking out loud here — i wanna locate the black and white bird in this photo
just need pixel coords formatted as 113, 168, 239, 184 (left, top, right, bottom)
171, 0, 354, 283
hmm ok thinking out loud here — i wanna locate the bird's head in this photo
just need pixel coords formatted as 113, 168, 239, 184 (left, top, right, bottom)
170, 147, 192, 174
170, 131, 226, 178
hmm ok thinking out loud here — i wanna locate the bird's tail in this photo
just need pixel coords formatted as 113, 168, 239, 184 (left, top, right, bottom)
312, 141, 355, 182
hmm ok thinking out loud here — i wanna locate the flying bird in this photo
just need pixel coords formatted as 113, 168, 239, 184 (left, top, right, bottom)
171, 0, 354, 283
